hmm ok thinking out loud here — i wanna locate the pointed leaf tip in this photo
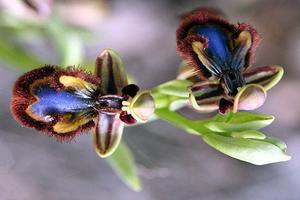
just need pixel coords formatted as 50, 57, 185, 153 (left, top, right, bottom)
203, 132, 291, 165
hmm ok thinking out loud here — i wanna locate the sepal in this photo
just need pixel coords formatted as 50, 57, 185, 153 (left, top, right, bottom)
95, 49, 128, 95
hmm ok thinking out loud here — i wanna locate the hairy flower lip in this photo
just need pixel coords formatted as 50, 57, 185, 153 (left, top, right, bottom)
175, 7, 282, 114
10, 65, 99, 141
176, 8, 260, 81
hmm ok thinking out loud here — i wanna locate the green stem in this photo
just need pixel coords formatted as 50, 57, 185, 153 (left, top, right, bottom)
155, 108, 210, 136
149, 79, 214, 136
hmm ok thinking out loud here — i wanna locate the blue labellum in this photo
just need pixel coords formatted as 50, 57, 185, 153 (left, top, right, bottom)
191, 24, 232, 69
30, 84, 93, 120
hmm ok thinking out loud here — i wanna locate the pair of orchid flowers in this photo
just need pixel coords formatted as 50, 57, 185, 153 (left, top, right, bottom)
11, 8, 283, 157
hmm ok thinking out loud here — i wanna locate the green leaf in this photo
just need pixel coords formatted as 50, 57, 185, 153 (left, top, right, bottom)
263, 136, 287, 152
230, 130, 266, 139
154, 79, 191, 98
107, 142, 142, 191
153, 94, 290, 165
202, 132, 291, 165
205, 112, 274, 132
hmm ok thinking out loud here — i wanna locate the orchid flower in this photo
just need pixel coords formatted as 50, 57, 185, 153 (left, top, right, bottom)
176, 8, 283, 113
11, 49, 155, 157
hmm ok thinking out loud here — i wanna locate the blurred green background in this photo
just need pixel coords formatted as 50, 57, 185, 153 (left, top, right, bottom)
0, 0, 300, 199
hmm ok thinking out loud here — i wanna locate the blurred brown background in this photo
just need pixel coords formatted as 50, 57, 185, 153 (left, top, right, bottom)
0, 0, 300, 199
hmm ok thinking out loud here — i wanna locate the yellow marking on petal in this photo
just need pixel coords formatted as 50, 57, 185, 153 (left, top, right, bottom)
26, 77, 54, 122
192, 42, 220, 75
53, 114, 93, 134
192, 42, 211, 69
59, 76, 97, 91
235, 31, 252, 49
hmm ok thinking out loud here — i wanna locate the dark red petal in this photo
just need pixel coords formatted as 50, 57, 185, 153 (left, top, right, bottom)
219, 98, 234, 114
120, 111, 137, 124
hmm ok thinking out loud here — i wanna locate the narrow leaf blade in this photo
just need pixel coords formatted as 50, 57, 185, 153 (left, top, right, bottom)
107, 142, 142, 191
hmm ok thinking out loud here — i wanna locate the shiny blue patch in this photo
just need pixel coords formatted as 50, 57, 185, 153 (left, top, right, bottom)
192, 24, 231, 66
30, 84, 93, 120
